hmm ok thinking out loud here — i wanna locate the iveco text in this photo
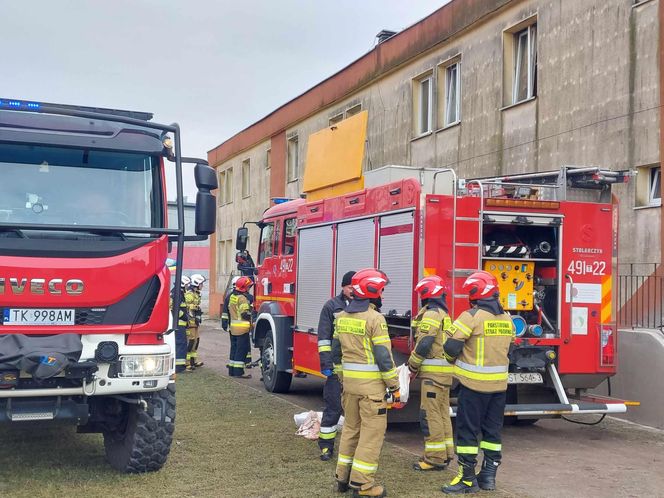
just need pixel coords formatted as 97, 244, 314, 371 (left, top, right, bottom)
0, 278, 84, 295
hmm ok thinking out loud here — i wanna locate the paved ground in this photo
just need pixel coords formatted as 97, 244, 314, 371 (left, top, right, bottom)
196, 321, 664, 498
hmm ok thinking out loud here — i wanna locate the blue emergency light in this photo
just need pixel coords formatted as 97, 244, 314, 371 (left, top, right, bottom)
272, 197, 292, 205
0, 99, 40, 110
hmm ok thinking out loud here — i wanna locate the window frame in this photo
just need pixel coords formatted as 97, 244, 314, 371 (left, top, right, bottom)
444, 61, 461, 127
282, 217, 297, 256
329, 113, 344, 126
287, 135, 299, 183
224, 167, 233, 204
649, 167, 661, 206
345, 104, 362, 118
265, 148, 271, 169
512, 24, 537, 105
417, 75, 433, 135
241, 158, 251, 198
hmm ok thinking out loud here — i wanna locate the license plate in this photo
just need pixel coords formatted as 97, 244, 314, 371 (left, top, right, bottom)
508, 372, 543, 384
3, 308, 75, 325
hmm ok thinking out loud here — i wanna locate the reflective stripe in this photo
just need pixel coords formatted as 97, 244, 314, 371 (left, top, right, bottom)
480, 441, 502, 451
453, 320, 472, 337
371, 334, 391, 345
456, 360, 507, 374
320, 426, 337, 434
476, 337, 485, 367
421, 365, 454, 373
318, 340, 331, 346
381, 368, 398, 380
318, 345, 332, 352
363, 337, 375, 364
352, 459, 378, 473
425, 442, 446, 451
343, 363, 380, 371
221, 313, 229, 319
456, 446, 479, 455
421, 318, 441, 327
421, 358, 453, 373
422, 359, 451, 366
338, 454, 353, 465
445, 438, 454, 446
229, 361, 245, 367
319, 431, 337, 440
454, 366, 508, 382
342, 370, 382, 380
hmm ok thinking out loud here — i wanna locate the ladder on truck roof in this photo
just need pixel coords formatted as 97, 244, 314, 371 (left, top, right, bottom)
430, 165, 632, 317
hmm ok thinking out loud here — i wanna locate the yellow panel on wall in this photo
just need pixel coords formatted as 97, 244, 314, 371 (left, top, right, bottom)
483, 260, 535, 311
303, 110, 368, 201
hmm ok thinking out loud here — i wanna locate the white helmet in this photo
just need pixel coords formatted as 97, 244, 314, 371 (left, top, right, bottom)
180, 275, 191, 287
231, 276, 241, 286
191, 274, 206, 286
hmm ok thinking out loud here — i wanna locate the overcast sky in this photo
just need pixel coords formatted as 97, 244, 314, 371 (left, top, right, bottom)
3, 0, 447, 198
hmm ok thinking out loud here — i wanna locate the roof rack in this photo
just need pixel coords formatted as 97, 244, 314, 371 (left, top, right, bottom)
0, 98, 153, 121
470, 166, 633, 202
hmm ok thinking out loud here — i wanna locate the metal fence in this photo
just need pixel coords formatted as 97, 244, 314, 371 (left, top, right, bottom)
617, 263, 663, 329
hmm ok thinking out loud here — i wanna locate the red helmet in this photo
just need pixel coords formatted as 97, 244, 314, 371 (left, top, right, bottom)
462, 271, 499, 300
414, 275, 449, 300
351, 268, 389, 299
234, 276, 253, 293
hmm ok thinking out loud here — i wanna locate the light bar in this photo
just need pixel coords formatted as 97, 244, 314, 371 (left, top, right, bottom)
486, 198, 560, 209
272, 197, 292, 205
0, 99, 40, 111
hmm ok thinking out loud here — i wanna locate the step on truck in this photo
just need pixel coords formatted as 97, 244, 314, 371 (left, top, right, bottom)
0, 98, 217, 471
237, 161, 637, 422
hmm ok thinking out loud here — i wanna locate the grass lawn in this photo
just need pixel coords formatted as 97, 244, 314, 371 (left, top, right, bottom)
0, 370, 511, 497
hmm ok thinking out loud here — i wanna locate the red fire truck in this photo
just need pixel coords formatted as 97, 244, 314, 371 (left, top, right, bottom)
0, 99, 217, 471
236, 165, 635, 420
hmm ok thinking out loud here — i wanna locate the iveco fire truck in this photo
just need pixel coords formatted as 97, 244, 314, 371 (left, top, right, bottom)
0, 99, 217, 471
236, 114, 635, 421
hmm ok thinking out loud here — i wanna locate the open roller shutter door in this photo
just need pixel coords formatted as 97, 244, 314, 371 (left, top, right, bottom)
379, 212, 414, 316
335, 218, 376, 294
296, 225, 333, 332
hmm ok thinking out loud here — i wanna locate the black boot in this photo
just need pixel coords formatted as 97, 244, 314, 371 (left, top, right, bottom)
442, 462, 479, 494
320, 446, 334, 461
477, 457, 500, 491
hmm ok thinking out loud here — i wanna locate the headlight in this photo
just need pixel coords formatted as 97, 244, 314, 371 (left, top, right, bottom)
118, 354, 170, 378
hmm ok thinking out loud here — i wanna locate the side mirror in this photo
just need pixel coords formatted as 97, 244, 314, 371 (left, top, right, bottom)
195, 192, 215, 236
194, 163, 217, 236
236, 227, 248, 251
194, 163, 218, 190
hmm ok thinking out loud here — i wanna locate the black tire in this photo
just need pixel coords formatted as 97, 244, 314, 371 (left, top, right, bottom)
261, 334, 292, 393
103, 383, 176, 473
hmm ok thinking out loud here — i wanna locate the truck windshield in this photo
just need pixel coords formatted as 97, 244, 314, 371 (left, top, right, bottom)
0, 143, 162, 229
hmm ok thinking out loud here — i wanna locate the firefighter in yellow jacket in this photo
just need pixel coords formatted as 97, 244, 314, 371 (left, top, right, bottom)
170, 275, 190, 374
408, 275, 455, 471
442, 271, 515, 494
332, 268, 399, 498
184, 274, 206, 371
227, 276, 253, 379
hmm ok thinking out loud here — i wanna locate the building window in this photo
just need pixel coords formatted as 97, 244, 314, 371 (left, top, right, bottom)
636, 165, 661, 207
512, 24, 537, 104
650, 167, 661, 206
224, 167, 233, 204
266, 148, 271, 169
218, 170, 226, 205
345, 104, 361, 118
287, 135, 299, 182
413, 73, 433, 136
218, 238, 234, 275
443, 61, 461, 126
241, 159, 251, 198
329, 113, 344, 126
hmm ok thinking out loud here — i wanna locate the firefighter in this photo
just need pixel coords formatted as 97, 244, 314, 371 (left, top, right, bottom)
184, 274, 206, 371
442, 271, 515, 494
408, 275, 455, 471
317, 270, 356, 462
227, 276, 254, 378
332, 268, 399, 498
169, 275, 190, 374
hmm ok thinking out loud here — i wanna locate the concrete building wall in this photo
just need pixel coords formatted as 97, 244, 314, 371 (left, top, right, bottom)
208, 0, 661, 315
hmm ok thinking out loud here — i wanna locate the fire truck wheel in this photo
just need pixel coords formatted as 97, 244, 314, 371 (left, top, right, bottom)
103, 383, 176, 473
261, 334, 292, 393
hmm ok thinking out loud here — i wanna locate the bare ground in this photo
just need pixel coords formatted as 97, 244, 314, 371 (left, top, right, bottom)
198, 320, 664, 498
